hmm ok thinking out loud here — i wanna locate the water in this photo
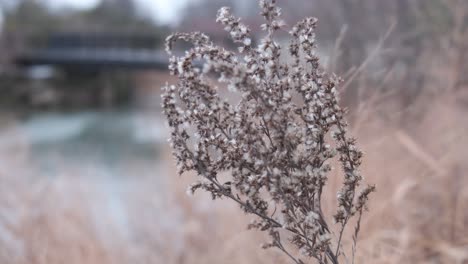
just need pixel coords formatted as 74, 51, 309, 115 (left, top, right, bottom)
0, 110, 185, 254
0, 110, 168, 175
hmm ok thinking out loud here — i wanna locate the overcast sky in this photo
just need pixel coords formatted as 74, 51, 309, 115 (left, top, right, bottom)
44, 0, 192, 24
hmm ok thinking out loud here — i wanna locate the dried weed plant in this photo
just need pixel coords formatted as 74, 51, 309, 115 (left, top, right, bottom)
162, 1, 375, 263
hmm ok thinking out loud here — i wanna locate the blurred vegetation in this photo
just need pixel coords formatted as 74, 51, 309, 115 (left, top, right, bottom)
178, 0, 467, 77
1, 0, 168, 48
177, 0, 467, 110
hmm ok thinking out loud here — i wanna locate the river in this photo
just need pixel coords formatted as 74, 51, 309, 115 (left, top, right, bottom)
0, 109, 187, 259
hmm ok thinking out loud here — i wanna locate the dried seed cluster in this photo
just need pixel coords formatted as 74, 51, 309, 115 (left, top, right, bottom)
162, 1, 374, 263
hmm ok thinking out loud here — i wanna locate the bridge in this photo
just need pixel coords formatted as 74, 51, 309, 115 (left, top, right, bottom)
14, 32, 169, 71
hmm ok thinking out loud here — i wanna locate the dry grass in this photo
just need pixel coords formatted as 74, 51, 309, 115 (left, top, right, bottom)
0, 88, 467, 264
1, 63, 468, 264
170, 91, 468, 264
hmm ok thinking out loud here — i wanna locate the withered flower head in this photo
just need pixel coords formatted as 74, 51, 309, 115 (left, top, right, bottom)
162, 1, 374, 263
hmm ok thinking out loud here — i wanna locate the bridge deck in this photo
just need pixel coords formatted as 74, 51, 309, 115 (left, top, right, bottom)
15, 48, 170, 70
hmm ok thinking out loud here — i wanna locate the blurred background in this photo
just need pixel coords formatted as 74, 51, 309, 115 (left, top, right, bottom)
0, 0, 467, 263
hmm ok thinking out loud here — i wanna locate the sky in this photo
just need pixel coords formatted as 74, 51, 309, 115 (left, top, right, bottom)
44, 0, 192, 24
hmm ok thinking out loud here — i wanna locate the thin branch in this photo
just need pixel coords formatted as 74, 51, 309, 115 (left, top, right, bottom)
351, 209, 363, 264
